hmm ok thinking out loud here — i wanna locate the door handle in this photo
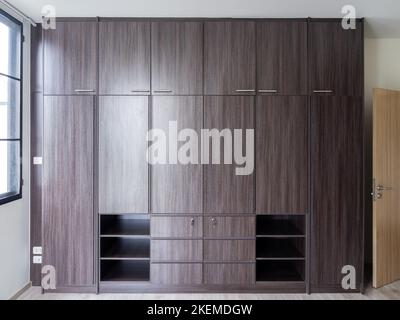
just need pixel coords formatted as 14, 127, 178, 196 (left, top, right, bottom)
131, 90, 150, 93
259, 89, 278, 94
235, 89, 255, 93
74, 89, 95, 93
313, 90, 333, 93
153, 90, 173, 93
376, 185, 393, 191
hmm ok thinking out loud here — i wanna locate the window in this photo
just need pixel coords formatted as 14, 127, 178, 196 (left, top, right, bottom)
0, 9, 23, 205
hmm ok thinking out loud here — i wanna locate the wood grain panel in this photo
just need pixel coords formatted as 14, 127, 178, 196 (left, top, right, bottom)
310, 96, 363, 290
151, 264, 202, 285
151, 240, 203, 262
204, 216, 255, 238
309, 21, 363, 96
373, 88, 400, 288
257, 20, 308, 95
204, 240, 255, 262
204, 96, 255, 214
99, 21, 150, 95
204, 21, 256, 95
152, 21, 203, 95
44, 22, 97, 95
151, 96, 203, 214
256, 96, 308, 214
151, 216, 203, 238
99, 96, 149, 214
43, 96, 94, 286
204, 264, 255, 285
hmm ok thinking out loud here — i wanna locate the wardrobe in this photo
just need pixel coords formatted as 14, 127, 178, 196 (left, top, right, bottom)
30, 18, 364, 293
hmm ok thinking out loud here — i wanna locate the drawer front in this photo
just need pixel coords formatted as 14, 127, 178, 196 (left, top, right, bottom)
151, 216, 202, 238
151, 264, 202, 285
151, 240, 202, 262
204, 216, 255, 238
204, 240, 255, 262
204, 263, 255, 285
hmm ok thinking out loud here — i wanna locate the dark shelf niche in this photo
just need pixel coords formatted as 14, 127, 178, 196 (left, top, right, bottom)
256, 260, 304, 282
101, 237, 150, 259
256, 215, 305, 236
100, 214, 150, 237
101, 260, 150, 282
256, 237, 305, 259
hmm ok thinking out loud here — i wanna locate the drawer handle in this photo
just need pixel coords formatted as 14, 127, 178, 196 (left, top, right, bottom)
313, 90, 333, 93
131, 90, 150, 93
74, 89, 95, 93
235, 89, 255, 93
190, 218, 195, 226
153, 90, 173, 93
211, 218, 217, 228
259, 89, 278, 93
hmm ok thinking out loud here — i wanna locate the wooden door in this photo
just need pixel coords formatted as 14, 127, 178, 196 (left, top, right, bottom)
310, 96, 363, 291
309, 20, 363, 96
204, 21, 256, 95
256, 96, 308, 214
43, 96, 94, 287
99, 21, 150, 95
152, 21, 203, 95
44, 21, 97, 95
99, 96, 149, 214
373, 88, 400, 288
151, 96, 203, 214
257, 20, 308, 95
203, 96, 255, 214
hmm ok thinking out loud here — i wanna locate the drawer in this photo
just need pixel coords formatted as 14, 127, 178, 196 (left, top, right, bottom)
151, 216, 202, 238
204, 263, 255, 285
204, 216, 255, 238
204, 240, 255, 262
151, 240, 202, 262
151, 264, 202, 285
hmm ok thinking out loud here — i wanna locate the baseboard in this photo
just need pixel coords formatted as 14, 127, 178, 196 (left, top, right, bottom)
9, 282, 32, 300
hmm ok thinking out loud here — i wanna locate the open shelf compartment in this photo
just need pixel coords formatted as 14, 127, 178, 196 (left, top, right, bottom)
256, 215, 305, 237
256, 237, 305, 259
100, 214, 150, 237
256, 260, 305, 282
101, 260, 150, 282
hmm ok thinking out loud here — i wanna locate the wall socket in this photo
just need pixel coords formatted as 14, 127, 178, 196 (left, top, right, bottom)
33, 246, 42, 255
33, 256, 42, 264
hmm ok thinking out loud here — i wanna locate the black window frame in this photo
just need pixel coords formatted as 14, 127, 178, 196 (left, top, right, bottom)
0, 8, 23, 206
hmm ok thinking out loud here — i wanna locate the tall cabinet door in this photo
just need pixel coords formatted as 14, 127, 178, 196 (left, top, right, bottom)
256, 96, 308, 214
257, 20, 308, 95
151, 96, 203, 214
309, 20, 363, 96
43, 21, 97, 95
152, 22, 203, 95
99, 96, 149, 213
204, 21, 256, 95
99, 21, 150, 95
204, 96, 255, 214
43, 96, 94, 287
311, 97, 363, 290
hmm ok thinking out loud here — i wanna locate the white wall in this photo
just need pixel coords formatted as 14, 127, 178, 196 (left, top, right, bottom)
0, 3, 30, 300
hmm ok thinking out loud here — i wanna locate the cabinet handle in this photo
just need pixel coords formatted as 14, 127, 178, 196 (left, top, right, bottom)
131, 90, 150, 93
74, 89, 95, 93
313, 90, 333, 93
153, 90, 173, 93
235, 89, 255, 93
190, 218, 195, 226
211, 218, 217, 228
259, 89, 278, 93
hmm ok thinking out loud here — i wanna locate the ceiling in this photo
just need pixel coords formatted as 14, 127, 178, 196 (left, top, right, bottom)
5, 0, 400, 38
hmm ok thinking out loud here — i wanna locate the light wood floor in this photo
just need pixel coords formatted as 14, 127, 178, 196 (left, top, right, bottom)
18, 281, 400, 300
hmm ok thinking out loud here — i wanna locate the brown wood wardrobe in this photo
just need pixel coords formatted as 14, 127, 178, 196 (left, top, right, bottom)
30, 18, 364, 293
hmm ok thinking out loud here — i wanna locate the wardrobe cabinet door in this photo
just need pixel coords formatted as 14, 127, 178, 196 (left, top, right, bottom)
99, 21, 150, 95
204, 240, 255, 262
309, 20, 363, 96
152, 21, 203, 95
151, 96, 203, 214
204, 216, 255, 239
151, 216, 203, 238
99, 97, 149, 214
204, 264, 255, 285
43, 96, 94, 287
257, 20, 308, 95
44, 22, 97, 95
256, 96, 308, 214
151, 264, 203, 285
151, 240, 203, 262
204, 21, 256, 95
204, 96, 255, 214
311, 97, 363, 291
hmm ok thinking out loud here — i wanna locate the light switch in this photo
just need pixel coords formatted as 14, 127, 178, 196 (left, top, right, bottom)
33, 256, 42, 264
33, 246, 42, 255
33, 157, 43, 165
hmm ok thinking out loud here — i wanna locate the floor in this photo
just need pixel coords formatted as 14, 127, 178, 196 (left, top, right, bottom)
18, 281, 400, 300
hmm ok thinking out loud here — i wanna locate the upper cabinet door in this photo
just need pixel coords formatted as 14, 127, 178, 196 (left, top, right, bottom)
99, 21, 150, 95
152, 21, 203, 95
204, 21, 256, 95
257, 20, 308, 96
44, 22, 97, 95
309, 20, 363, 96
99, 96, 149, 214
